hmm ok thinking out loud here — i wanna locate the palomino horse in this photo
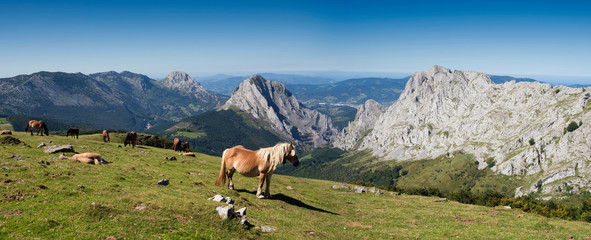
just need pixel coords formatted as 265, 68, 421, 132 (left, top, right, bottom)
25, 120, 49, 136
59, 153, 110, 165
215, 143, 299, 199
102, 130, 110, 143
172, 138, 181, 151
124, 131, 137, 148
66, 128, 79, 139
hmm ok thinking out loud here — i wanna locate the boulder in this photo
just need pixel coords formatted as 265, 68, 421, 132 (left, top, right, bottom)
332, 184, 350, 190
43, 144, 74, 154
211, 194, 225, 202
225, 197, 234, 204
260, 226, 276, 232
216, 205, 235, 219
353, 185, 367, 193
433, 198, 447, 202
37, 142, 46, 148
236, 207, 247, 217
286, 185, 294, 190
0, 130, 12, 135
157, 179, 169, 186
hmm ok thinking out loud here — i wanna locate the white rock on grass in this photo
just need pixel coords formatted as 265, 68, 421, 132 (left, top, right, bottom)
216, 205, 235, 219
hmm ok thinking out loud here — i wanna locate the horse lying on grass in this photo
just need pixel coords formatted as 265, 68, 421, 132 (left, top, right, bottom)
215, 143, 299, 199
59, 153, 110, 165
25, 120, 49, 136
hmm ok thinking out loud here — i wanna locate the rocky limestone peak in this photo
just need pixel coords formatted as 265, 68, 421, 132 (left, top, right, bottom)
335, 65, 591, 197
333, 99, 385, 150
163, 71, 201, 86
221, 75, 338, 150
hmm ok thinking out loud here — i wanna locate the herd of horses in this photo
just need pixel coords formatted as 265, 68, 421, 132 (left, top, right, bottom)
22, 119, 300, 199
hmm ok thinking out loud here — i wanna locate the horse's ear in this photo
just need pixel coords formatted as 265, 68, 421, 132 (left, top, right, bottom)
289, 143, 293, 150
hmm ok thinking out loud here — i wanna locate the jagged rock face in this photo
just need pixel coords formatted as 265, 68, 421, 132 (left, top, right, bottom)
333, 99, 384, 150
336, 65, 591, 196
221, 75, 338, 150
161, 71, 218, 101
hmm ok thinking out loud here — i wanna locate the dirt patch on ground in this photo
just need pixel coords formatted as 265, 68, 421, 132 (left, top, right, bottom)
346, 222, 373, 229
488, 209, 503, 216
455, 216, 481, 223
0, 136, 21, 145
3, 192, 28, 202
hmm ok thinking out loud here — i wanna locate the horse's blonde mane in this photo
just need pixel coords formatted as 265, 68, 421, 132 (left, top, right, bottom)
256, 143, 292, 172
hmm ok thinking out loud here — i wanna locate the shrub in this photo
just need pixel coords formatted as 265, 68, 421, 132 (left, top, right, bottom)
529, 138, 535, 146
566, 121, 580, 133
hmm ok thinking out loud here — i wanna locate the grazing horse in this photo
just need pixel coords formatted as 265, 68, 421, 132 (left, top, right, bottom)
215, 143, 299, 199
172, 138, 181, 151
183, 142, 190, 152
59, 153, 109, 165
25, 120, 49, 136
102, 130, 110, 143
66, 128, 79, 139
124, 131, 137, 148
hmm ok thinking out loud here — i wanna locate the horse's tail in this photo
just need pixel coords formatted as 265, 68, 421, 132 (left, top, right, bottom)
43, 123, 49, 136
214, 149, 229, 186
24, 123, 29, 132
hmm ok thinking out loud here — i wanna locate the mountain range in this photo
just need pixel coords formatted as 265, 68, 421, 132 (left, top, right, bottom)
0, 71, 226, 130
332, 65, 591, 197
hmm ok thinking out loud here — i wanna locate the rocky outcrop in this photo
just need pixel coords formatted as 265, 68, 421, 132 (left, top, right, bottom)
336, 65, 591, 196
333, 99, 384, 150
221, 75, 338, 150
160, 71, 222, 104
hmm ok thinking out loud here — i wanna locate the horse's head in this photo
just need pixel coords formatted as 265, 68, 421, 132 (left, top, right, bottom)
284, 143, 299, 167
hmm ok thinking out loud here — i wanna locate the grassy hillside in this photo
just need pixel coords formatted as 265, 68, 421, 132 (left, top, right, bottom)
2, 133, 591, 239
277, 148, 522, 196
159, 110, 281, 156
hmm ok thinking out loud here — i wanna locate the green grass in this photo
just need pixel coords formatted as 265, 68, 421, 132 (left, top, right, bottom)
0, 118, 12, 131
1, 133, 591, 239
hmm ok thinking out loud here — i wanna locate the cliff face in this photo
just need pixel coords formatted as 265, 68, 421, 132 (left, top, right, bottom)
333, 99, 384, 150
221, 75, 338, 150
160, 71, 226, 107
335, 65, 591, 196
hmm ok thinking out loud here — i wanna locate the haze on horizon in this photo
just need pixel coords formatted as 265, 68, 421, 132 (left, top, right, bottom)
0, 0, 589, 84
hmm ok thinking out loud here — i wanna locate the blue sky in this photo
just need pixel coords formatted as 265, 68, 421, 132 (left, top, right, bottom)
0, 0, 589, 83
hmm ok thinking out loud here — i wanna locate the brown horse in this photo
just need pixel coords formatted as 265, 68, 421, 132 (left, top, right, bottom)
172, 138, 181, 151
59, 152, 110, 165
124, 131, 137, 148
25, 120, 49, 136
215, 143, 299, 199
66, 128, 79, 139
183, 142, 190, 152
102, 130, 110, 143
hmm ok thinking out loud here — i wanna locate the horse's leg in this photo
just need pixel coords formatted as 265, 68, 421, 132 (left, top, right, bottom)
227, 168, 235, 190
264, 174, 273, 198
257, 172, 267, 199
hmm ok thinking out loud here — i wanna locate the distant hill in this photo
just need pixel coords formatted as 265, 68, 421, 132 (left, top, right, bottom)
0, 71, 225, 130
159, 109, 281, 156
287, 77, 409, 106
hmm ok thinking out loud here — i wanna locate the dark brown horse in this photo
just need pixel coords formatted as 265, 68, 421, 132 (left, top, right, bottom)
172, 138, 181, 151
124, 131, 137, 148
66, 128, 79, 139
102, 130, 110, 143
215, 143, 299, 199
25, 120, 49, 136
183, 142, 190, 152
